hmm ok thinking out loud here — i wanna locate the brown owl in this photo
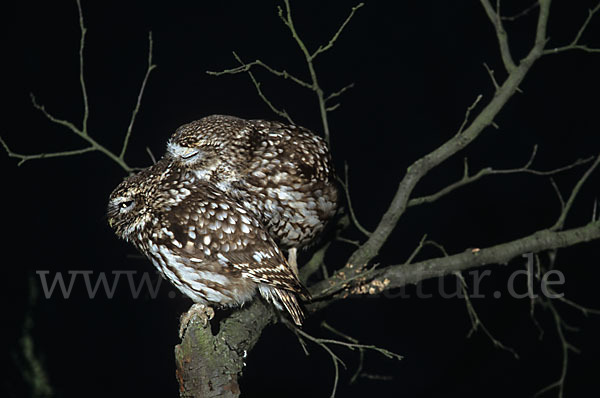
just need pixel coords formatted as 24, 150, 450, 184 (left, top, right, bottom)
165, 115, 339, 272
107, 158, 309, 329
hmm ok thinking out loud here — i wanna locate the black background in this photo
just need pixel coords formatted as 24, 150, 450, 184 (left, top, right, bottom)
3, 1, 600, 397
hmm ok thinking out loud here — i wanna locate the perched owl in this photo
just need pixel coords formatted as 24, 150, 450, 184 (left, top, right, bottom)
165, 115, 339, 268
107, 158, 309, 327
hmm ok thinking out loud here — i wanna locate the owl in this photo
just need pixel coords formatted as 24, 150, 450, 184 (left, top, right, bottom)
165, 115, 339, 271
107, 158, 309, 328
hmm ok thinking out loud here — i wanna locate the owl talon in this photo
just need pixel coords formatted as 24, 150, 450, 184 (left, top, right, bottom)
179, 303, 215, 338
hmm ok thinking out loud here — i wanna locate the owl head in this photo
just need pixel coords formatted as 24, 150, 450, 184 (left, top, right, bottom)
165, 115, 261, 183
107, 159, 170, 240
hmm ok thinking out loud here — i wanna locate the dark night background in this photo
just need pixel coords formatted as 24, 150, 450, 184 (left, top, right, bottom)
3, 1, 600, 397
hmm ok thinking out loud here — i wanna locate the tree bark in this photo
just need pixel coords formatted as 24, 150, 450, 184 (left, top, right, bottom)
174, 300, 274, 398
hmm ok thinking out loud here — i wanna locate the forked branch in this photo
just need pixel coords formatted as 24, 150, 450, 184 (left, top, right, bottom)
1, 0, 155, 173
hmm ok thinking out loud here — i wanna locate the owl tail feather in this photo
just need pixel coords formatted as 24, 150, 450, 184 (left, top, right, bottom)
259, 285, 305, 326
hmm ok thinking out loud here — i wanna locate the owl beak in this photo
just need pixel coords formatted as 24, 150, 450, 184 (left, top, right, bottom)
180, 147, 200, 159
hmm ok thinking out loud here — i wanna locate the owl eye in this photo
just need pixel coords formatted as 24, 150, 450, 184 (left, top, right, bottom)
120, 200, 135, 211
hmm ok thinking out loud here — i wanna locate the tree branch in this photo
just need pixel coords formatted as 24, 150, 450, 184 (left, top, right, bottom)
1, 2, 156, 174
209, 1, 362, 146
543, 2, 600, 55
408, 146, 594, 207
550, 153, 600, 231
480, 0, 517, 73
76, 0, 89, 133
120, 32, 157, 160
310, 1, 553, 298
175, 300, 275, 398
309, 220, 600, 308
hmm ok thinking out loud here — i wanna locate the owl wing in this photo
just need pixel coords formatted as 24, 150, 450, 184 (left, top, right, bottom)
163, 180, 308, 299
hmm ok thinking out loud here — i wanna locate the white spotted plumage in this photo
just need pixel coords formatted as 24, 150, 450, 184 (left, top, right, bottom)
107, 157, 309, 325
165, 114, 339, 251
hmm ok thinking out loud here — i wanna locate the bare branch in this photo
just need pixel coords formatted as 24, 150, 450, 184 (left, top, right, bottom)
339, 163, 372, 237
457, 272, 519, 359
207, 57, 312, 90
482, 62, 500, 92
543, 2, 600, 55
404, 234, 428, 265
408, 147, 593, 207
551, 153, 600, 231
231, 52, 295, 124
480, 0, 516, 72
277, 0, 362, 145
309, 220, 600, 308
208, 1, 361, 146
145, 146, 157, 165
1, 1, 156, 174
501, 1, 539, 21
332, 3, 552, 278
549, 177, 566, 212
320, 322, 364, 384
120, 32, 157, 159
311, 3, 365, 60
2, 94, 133, 172
0, 137, 95, 166
292, 319, 402, 397
76, 0, 89, 132
325, 83, 355, 103
456, 94, 483, 135
534, 300, 580, 398
549, 288, 600, 316
293, 326, 346, 398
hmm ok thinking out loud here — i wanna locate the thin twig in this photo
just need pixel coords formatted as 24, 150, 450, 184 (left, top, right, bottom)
207, 58, 312, 89
277, 0, 363, 145
528, 254, 545, 340
457, 272, 520, 359
76, 0, 89, 133
325, 83, 355, 103
293, 326, 346, 398
404, 234, 428, 265
311, 3, 365, 60
534, 299, 581, 398
232, 52, 294, 124
0, 138, 95, 166
543, 2, 600, 54
321, 322, 364, 384
339, 162, 372, 237
145, 146, 157, 165
1, 1, 156, 173
551, 152, 600, 231
483, 62, 500, 92
501, 2, 539, 21
120, 32, 157, 159
456, 94, 483, 135
408, 147, 593, 207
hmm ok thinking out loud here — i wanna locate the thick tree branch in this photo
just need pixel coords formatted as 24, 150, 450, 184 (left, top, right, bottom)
311, 1, 553, 297
175, 300, 275, 398
480, 0, 517, 73
314, 221, 600, 306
